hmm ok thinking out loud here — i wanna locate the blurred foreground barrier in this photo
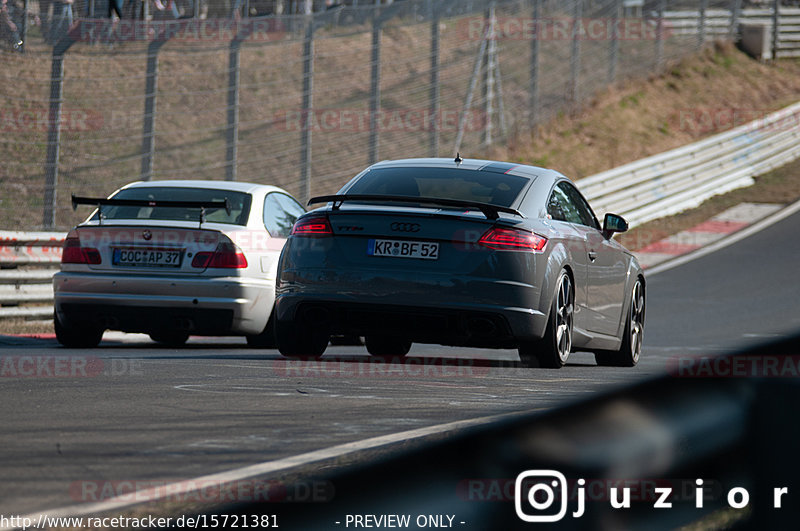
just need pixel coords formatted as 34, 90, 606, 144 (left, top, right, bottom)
578, 100, 800, 227
0, 231, 63, 319
216, 333, 800, 529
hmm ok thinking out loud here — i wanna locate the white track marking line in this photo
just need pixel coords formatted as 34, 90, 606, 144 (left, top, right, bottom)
647, 198, 800, 276
9, 410, 529, 526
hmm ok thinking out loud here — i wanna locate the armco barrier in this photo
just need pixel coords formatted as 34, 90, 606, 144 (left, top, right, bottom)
0, 231, 64, 265
577, 100, 800, 226
2, 99, 800, 319
0, 231, 63, 320
664, 8, 800, 58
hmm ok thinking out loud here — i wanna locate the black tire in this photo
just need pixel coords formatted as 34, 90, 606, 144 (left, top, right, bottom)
276, 318, 329, 359
149, 331, 190, 347
54, 312, 104, 348
364, 335, 412, 358
246, 311, 277, 348
518, 270, 574, 368
595, 278, 645, 367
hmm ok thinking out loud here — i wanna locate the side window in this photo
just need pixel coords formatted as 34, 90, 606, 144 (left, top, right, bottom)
548, 182, 599, 229
559, 182, 600, 229
263, 193, 305, 238
547, 184, 583, 225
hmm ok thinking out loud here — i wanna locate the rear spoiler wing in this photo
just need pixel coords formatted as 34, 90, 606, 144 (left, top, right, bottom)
71, 194, 231, 227
308, 194, 523, 221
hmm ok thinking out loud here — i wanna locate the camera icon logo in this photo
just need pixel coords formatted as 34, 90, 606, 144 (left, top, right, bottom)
515, 470, 569, 523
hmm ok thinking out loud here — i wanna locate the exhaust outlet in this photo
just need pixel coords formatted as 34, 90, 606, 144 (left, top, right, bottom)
98, 316, 119, 329
174, 317, 195, 331
467, 317, 497, 337
303, 306, 331, 325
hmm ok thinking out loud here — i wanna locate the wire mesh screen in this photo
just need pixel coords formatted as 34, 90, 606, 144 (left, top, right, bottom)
0, 0, 776, 229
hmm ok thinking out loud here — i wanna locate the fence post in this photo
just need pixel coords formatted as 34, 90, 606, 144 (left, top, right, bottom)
20, 0, 27, 52
429, 2, 440, 157
43, 56, 66, 229
453, 16, 489, 155
608, 0, 620, 84
368, 11, 382, 165
772, 0, 779, 60
530, 0, 540, 126
42, 37, 75, 229
483, 2, 496, 145
226, 39, 241, 182
698, 0, 708, 49
300, 17, 314, 205
568, 0, 582, 107
729, 0, 742, 39
141, 41, 167, 181
655, 0, 665, 72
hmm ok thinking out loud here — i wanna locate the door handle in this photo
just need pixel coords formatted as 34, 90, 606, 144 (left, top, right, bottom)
588, 250, 597, 262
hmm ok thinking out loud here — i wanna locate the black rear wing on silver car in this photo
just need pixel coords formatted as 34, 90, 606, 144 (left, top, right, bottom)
308, 194, 523, 221
71, 194, 231, 227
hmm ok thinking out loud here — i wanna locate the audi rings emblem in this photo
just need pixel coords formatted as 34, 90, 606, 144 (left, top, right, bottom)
390, 222, 421, 233
142, 230, 152, 241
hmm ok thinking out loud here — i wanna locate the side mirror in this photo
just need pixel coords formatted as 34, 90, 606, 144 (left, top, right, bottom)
603, 213, 629, 235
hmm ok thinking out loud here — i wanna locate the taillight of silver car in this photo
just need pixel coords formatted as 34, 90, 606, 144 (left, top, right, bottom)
61, 231, 102, 264
478, 227, 547, 252
291, 215, 333, 236
191, 241, 248, 269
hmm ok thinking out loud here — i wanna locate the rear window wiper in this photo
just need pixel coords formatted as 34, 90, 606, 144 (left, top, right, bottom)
308, 194, 523, 221
71, 194, 231, 227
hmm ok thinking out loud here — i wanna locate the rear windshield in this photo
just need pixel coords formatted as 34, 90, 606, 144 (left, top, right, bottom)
92, 187, 252, 226
346, 167, 529, 207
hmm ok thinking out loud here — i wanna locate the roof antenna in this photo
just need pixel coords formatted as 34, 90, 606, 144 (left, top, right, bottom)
454, 152, 463, 165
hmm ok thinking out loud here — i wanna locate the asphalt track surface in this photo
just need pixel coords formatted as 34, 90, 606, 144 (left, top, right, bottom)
1, 207, 799, 518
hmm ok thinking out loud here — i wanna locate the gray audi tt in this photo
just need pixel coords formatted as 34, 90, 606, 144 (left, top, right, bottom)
274, 157, 645, 368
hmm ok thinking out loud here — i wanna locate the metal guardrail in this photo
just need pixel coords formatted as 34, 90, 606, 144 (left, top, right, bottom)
664, 7, 800, 58
2, 98, 800, 319
577, 100, 800, 226
0, 231, 62, 320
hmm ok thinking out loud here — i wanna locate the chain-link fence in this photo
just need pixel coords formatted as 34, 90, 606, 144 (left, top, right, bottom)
0, 0, 794, 229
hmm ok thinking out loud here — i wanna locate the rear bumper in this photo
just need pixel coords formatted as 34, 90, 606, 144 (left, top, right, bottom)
275, 268, 548, 347
53, 271, 273, 335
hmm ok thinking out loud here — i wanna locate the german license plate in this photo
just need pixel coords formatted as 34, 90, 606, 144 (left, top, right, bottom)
112, 248, 183, 267
367, 239, 439, 260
